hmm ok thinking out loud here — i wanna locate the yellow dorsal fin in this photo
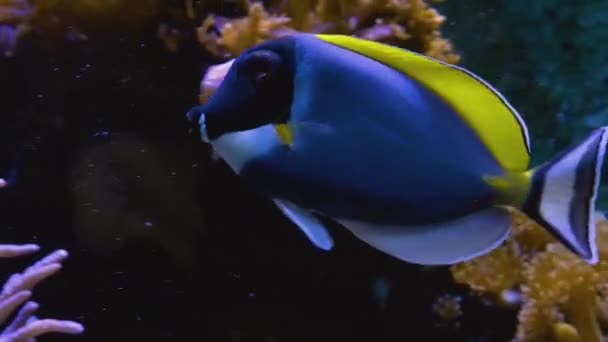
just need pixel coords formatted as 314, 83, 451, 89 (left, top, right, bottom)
315, 34, 531, 172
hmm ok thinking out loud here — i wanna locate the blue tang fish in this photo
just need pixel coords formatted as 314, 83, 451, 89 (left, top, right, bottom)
186, 33, 608, 265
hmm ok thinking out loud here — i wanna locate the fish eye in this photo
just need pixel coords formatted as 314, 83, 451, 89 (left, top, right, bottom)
238, 50, 281, 83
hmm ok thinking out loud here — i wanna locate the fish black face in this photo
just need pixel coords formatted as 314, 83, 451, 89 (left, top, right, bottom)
186, 37, 296, 141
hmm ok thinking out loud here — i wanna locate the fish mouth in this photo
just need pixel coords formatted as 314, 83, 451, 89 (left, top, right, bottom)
186, 107, 202, 123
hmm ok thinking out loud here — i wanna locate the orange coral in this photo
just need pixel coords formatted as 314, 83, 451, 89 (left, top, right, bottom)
195, 0, 460, 106
451, 211, 608, 342
196, 0, 459, 63
432, 294, 463, 323
197, 1, 292, 58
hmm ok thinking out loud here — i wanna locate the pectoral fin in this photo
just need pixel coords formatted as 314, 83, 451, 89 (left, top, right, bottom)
337, 207, 512, 265
273, 199, 334, 250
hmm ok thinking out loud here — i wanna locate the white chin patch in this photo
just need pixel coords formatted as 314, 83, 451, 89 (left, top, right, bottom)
198, 113, 210, 143
211, 124, 282, 173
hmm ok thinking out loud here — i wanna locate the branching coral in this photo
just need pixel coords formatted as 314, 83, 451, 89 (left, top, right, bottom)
451, 210, 608, 342
0, 244, 84, 341
196, 0, 459, 63
2, 0, 458, 67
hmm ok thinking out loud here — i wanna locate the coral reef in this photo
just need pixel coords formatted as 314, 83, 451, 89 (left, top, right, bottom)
451, 210, 608, 342
196, 0, 459, 63
0, 244, 84, 341
432, 293, 463, 324
2, 0, 459, 70
0, 0, 162, 57
195, 0, 459, 106
0, 0, 33, 56
195, 14, 607, 340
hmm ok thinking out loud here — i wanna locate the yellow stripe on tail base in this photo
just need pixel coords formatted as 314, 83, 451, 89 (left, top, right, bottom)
483, 170, 533, 207
274, 123, 293, 145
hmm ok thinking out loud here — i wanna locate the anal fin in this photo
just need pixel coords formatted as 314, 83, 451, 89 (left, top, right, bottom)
273, 199, 334, 251
337, 207, 512, 265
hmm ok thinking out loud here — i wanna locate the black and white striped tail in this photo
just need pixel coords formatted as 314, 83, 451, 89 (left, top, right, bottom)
522, 127, 608, 264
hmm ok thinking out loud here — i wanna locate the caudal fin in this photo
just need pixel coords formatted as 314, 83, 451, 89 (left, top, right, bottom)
522, 126, 608, 264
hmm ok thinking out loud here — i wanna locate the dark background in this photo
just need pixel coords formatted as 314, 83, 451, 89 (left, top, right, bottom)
3, 0, 598, 340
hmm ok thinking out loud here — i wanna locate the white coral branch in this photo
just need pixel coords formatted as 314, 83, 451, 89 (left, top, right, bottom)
0, 245, 84, 341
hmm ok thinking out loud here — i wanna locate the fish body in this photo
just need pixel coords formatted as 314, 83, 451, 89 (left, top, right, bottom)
206, 34, 503, 224
187, 33, 608, 265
